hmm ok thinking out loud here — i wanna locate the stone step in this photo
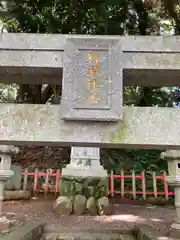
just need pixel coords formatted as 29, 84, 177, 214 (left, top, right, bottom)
44, 226, 132, 234
120, 234, 135, 240
41, 232, 135, 240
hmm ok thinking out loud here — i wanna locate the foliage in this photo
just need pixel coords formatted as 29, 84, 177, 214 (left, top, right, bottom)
0, 0, 159, 35
101, 149, 168, 173
0, 83, 18, 102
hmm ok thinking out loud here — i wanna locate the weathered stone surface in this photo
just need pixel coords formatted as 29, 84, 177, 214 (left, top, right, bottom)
73, 195, 86, 215
43, 232, 132, 240
4, 190, 31, 200
97, 196, 110, 215
0, 221, 44, 240
5, 165, 21, 190
161, 149, 180, 160
0, 146, 19, 155
53, 196, 72, 215
101, 204, 114, 215
42, 232, 135, 240
86, 197, 97, 215
168, 227, 180, 239
134, 224, 164, 240
42, 226, 133, 240
97, 196, 109, 206
1, 104, 180, 149
0, 216, 10, 233
3, 34, 180, 87
62, 166, 107, 177
63, 146, 108, 178
62, 37, 123, 121
60, 176, 108, 199
59, 176, 109, 215
1, 33, 180, 53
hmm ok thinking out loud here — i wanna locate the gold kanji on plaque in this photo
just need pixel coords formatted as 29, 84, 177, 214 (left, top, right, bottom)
86, 52, 100, 104
87, 79, 97, 90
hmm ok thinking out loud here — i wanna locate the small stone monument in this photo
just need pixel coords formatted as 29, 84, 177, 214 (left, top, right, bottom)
0, 145, 19, 233
54, 37, 123, 215
161, 150, 180, 236
54, 146, 110, 215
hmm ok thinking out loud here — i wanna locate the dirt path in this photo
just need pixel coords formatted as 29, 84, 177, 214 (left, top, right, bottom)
3, 198, 176, 234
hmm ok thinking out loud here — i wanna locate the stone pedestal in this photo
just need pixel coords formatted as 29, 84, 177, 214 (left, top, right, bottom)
0, 145, 19, 232
161, 150, 180, 234
54, 147, 110, 215
62, 147, 107, 177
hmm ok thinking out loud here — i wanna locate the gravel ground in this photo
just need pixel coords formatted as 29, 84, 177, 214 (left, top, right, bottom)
2, 197, 177, 234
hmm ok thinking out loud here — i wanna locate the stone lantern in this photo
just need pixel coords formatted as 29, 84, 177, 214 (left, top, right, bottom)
161, 150, 180, 231
0, 145, 19, 214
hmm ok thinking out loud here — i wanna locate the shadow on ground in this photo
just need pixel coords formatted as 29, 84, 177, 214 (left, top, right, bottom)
2, 197, 176, 235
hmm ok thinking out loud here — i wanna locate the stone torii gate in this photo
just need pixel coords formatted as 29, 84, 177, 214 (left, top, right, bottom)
0, 34, 180, 226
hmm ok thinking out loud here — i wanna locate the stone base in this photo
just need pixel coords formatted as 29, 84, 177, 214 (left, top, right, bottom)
168, 223, 180, 238
4, 190, 31, 201
0, 220, 44, 240
169, 229, 180, 239
171, 223, 180, 230
0, 216, 10, 233
60, 175, 109, 198
61, 165, 107, 177
0, 171, 14, 182
42, 228, 133, 240
134, 224, 164, 240
53, 176, 112, 215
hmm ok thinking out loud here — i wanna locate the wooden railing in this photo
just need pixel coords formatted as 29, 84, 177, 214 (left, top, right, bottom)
21, 168, 175, 200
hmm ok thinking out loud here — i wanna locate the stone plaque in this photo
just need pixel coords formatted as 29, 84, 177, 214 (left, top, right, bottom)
61, 37, 123, 121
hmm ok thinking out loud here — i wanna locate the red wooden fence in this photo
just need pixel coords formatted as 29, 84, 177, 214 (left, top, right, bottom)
21, 168, 175, 200
109, 169, 174, 200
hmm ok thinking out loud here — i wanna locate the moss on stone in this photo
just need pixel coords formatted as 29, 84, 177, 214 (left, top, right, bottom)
110, 120, 127, 143
60, 176, 108, 199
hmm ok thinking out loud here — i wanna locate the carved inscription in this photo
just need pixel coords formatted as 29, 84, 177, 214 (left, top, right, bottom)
87, 52, 100, 104
62, 38, 123, 121
73, 49, 109, 109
